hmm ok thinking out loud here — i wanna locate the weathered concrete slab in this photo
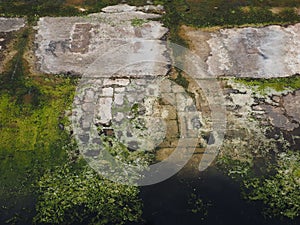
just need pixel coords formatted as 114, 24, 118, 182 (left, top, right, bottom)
184, 24, 300, 78
0, 18, 25, 32
35, 4, 169, 77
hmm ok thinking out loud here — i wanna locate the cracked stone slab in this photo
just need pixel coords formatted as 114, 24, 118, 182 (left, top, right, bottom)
35, 4, 169, 77
184, 23, 300, 78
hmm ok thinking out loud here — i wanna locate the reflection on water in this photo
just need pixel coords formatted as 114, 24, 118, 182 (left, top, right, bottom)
135, 167, 300, 225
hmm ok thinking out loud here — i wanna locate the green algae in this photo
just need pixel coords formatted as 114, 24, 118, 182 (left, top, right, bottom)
235, 75, 300, 93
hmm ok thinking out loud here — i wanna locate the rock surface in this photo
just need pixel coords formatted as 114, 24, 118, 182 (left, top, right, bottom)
35, 4, 169, 77
184, 24, 300, 78
0, 18, 25, 32
252, 90, 300, 131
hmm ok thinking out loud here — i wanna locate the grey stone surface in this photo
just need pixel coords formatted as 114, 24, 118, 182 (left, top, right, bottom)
114, 93, 124, 105
0, 18, 25, 32
65, 5, 186, 173
101, 87, 114, 97
259, 104, 299, 131
283, 90, 300, 124
185, 24, 300, 78
137, 4, 164, 14
96, 97, 113, 125
35, 4, 169, 77
209, 24, 300, 77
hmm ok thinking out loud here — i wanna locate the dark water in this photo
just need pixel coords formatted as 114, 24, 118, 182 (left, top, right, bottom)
136, 167, 300, 225
2, 165, 300, 225
0, 193, 36, 225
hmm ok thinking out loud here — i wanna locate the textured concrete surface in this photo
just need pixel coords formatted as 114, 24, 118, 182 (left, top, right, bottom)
35, 4, 169, 77
0, 18, 25, 32
184, 24, 300, 78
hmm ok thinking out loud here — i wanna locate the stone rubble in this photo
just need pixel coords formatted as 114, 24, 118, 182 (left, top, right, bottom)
72, 77, 204, 169
220, 79, 300, 161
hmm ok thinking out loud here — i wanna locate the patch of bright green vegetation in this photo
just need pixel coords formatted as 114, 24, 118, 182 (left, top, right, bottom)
0, 75, 77, 223
244, 151, 300, 219
235, 75, 300, 93
216, 156, 252, 180
100, 134, 151, 166
131, 18, 148, 27
34, 161, 143, 225
217, 151, 300, 219
0, 24, 78, 224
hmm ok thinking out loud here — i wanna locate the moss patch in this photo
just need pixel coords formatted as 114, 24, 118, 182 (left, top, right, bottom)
234, 75, 300, 93
131, 18, 148, 27
0, 23, 78, 224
